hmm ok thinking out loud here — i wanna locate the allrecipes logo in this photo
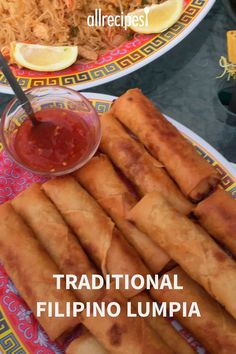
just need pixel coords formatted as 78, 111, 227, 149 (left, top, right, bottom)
87, 7, 150, 31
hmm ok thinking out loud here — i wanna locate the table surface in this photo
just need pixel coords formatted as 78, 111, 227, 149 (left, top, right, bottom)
0, 0, 235, 162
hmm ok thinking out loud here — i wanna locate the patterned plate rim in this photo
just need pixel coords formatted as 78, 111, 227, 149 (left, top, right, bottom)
0, 0, 216, 95
0, 91, 235, 354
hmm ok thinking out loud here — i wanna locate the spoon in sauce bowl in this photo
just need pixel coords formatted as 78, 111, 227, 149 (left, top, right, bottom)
0, 54, 91, 174
0, 52, 53, 130
1, 84, 101, 175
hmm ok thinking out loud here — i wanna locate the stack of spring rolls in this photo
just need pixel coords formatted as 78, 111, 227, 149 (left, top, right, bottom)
0, 88, 236, 353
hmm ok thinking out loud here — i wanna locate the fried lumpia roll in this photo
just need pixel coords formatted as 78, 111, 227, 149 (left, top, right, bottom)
42, 177, 148, 298
66, 328, 108, 354
0, 203, 79, 341
74, 154, 171, 274
80, 286, 174, 354
128, 192, 236, 320
131, 292, 195, 354
194, 187, 236, 258
99, 112, 193, 215
112, 89, 220, 202
151, 267, 236, 354
12, 183, 103, 303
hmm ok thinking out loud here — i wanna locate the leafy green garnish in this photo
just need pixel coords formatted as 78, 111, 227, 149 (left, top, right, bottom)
126, 32, 134, 40
70, 26, 78, 37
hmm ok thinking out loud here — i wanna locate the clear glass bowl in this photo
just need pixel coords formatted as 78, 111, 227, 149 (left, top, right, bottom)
0, 86, 101, 176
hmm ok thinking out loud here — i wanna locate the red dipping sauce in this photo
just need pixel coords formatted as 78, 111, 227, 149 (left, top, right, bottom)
13, 108, 94, 173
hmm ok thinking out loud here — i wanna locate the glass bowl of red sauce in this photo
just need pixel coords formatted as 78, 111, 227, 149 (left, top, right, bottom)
0, 86, 101, 176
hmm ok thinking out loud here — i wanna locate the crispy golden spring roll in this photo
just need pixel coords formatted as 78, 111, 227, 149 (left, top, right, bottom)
131, 292, 195, 354
80, 286, 174, 354
42, 176, 148, 298
151, 267, 236, 354
99, 112, 193, 215
128, 191, 236, 320
66, 328, 108, 354
0, 203, 79, 341
74, 154, 171, 274
112, 89, 220, 202
12, 183, 103, 303
194, 187, 236, 257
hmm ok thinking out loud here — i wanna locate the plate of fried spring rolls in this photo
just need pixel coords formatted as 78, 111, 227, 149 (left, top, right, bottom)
111, 89, 221, 202
151, 267, 236, 354
0, 90, 236, 354
0, 182, 176, 354
129, 191, 236, 319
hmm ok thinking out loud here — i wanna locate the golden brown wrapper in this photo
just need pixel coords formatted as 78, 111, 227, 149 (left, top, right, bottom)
131, 292, 195, 354
12, 183, 103, 303
74, 154, 171, 274
128, 191, 236, 320
99, 112, 193, 215
112, 88, 220, 201
0, 203, 79, 341
66, 328, 108, 354
42, 176, 148, 298
80, 286, 174, 354
194, 187, 236, 257
151, 267, 236, 354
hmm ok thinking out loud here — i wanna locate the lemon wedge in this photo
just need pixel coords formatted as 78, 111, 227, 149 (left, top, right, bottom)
128, 0, 184, 34
12, 43, 78, 71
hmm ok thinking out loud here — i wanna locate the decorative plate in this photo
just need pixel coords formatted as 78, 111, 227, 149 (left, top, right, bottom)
0, 92, 235, 354
0, 0, 216, 95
